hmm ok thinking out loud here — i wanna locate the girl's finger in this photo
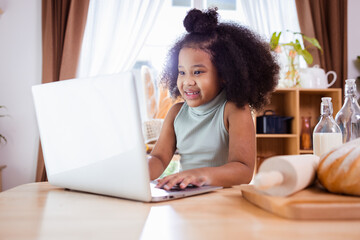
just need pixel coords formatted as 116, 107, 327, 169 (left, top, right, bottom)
155, 176, 170, 188
164, 175, 184, 190
179, 176, 194, 189
193, 176, 207, 187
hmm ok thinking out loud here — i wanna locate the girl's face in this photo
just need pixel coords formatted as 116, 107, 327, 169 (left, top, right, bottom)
177, 47, 222, 107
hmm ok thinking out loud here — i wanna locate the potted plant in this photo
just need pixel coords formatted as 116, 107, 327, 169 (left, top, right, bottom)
0, 105, 7, 144
270, 30, 323, 87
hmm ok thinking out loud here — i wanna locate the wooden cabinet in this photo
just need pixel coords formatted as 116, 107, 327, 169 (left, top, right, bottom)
255, 88, 342, 166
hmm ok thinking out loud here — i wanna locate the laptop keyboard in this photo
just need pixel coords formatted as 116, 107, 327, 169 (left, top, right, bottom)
150, 181, 198, 192
168, 184, 198, 191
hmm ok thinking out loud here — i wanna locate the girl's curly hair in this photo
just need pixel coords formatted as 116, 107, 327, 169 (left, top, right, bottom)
161, 8, 279, 111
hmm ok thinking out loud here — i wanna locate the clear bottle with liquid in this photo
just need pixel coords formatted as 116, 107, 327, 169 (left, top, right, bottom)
335, 79, 360, 143
313, 97, 342, 157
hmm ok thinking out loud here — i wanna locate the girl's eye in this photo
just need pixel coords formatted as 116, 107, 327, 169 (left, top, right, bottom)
178, 71, 185, 76
194, 71, 202, 75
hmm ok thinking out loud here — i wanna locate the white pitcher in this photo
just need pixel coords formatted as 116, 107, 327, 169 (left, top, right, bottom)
299, 65, 337, 89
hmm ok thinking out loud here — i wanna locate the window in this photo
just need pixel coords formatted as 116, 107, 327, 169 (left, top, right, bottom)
207, 0, 236, 10
134, 0, 303, 76
133, 1, 190, 73
172, 0, 191, 7
133, 0, 247, 74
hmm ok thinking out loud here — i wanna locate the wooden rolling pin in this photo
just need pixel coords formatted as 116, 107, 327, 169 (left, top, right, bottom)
252, 155, 320, 197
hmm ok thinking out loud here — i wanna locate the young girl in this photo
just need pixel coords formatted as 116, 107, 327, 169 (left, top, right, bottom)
148, 8, 279, 190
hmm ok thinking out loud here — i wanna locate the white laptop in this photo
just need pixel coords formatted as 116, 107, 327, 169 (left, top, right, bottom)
32, 72, 222, 202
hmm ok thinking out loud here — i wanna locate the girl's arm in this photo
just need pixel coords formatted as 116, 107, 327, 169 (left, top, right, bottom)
156, 102, 255, 190
148, 102, 183, 180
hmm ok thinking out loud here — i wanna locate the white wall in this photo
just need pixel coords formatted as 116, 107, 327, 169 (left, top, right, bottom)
0, 0, 42, 191
348, 0, 360, 80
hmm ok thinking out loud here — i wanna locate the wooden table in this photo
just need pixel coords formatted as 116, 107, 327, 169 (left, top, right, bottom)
0, 182, 359, 240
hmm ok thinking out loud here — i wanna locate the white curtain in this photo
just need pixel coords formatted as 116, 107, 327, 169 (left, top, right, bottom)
77, 0, 165, 78
240, 0, 301, 42
240, 0, 306, 69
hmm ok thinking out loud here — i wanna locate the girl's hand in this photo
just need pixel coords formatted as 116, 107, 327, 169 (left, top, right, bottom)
155, 170, 209, 190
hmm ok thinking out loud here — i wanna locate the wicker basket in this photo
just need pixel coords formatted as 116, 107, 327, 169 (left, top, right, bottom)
143, 119, 164, 144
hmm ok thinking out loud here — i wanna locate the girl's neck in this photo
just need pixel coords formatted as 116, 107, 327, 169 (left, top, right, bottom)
189, 90, 226, 115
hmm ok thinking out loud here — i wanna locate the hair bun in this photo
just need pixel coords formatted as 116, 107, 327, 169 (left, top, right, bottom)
183, 8, 218, 34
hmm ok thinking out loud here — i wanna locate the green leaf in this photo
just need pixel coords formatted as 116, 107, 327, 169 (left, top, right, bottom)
293, 39, 303, 52
270, 32, 281, 51
282, 43, 294, 47
303, 35, 323, 53
272, 30, 321, 65
299, 49, 313, 64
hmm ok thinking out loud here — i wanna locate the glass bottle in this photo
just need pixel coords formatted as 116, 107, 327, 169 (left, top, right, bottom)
335, 79, 360, 143
313, 97, 342, 157
300, 116, 312, 150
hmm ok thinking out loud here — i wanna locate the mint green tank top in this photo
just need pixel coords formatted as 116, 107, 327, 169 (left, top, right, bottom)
174, 90, 229, 171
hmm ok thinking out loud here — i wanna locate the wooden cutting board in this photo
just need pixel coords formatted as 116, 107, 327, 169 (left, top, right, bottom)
240, 184, 360, 220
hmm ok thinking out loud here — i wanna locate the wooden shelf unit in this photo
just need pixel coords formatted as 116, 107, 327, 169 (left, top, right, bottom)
255, 88, 342, 165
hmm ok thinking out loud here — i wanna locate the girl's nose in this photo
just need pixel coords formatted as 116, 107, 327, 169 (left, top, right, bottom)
184, 77, 196, 86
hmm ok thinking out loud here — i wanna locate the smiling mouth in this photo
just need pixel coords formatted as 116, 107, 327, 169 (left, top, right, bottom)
185, 91, 200, 96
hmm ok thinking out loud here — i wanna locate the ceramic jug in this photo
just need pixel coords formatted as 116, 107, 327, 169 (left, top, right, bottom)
299, 65, 337, 89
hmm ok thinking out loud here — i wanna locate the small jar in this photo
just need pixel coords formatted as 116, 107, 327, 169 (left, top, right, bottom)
300, 116, 312, 150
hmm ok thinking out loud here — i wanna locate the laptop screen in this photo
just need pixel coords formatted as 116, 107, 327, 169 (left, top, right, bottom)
32, 73, 144, 177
